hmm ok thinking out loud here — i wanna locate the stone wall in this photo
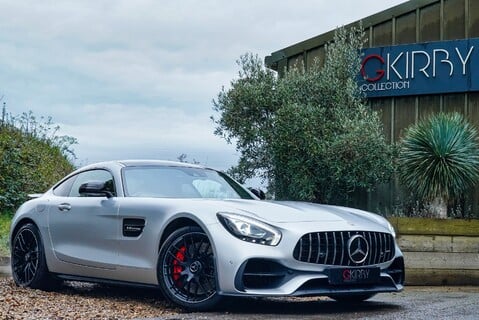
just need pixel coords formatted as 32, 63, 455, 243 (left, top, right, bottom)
389, 217, 479, 285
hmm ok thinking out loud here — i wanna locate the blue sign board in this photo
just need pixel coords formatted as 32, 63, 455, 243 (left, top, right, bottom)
358, 38, 479, 98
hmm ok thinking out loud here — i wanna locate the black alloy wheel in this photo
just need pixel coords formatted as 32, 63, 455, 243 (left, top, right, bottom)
11, 223, 52, 289
158, 226, 221, 310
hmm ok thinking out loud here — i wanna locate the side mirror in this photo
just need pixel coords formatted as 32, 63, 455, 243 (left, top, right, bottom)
79, 181, 114, 198
248, 187, 266, 200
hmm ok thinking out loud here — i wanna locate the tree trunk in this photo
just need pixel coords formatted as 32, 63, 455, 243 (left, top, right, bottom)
429, 197, 448, 219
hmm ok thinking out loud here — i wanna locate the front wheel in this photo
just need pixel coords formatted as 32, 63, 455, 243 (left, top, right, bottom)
157, 226, 222, 311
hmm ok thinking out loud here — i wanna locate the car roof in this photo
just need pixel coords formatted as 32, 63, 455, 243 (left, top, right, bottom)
75, 159, 205, 169
117, 159, 206, 169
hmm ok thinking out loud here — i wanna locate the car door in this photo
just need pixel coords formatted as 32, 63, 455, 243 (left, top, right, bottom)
48, 169, 120, 269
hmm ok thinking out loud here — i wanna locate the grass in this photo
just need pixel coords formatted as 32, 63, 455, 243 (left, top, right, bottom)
0, 212, 12, 256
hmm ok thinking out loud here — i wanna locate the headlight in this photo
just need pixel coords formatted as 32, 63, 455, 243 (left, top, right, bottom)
217, 212, 282, 246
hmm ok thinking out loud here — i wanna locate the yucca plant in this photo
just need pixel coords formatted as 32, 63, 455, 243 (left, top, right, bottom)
398, 112, 479, 218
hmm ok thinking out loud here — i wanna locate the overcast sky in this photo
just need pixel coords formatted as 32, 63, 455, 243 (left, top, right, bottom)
0, 0, 406, 171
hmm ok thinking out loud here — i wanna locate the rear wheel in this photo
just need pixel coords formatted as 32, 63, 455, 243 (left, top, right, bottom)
158, 226, 221, 311
329, 293, 376, 302
11, 223, 54, 289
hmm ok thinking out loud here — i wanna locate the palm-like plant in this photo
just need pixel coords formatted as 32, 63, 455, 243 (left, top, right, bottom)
398, 112, 479, 218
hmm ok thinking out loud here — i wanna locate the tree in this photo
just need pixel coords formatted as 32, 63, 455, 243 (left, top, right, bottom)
398, 113, 479, 218
212, 26, 393, 203
213, 52, 278, 185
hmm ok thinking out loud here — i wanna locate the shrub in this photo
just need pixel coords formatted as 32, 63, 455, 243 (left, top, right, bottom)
0, 109, 76, 211
397, 112, 479, 218
0, 212, 12, 256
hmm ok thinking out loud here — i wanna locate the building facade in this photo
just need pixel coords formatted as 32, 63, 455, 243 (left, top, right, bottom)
265, 0, 479, 216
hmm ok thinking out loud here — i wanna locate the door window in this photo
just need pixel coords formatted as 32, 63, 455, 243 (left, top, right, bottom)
52, 175, 77, 197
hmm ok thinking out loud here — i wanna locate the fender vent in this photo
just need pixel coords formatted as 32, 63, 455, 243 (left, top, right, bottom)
123, 218, 145, 237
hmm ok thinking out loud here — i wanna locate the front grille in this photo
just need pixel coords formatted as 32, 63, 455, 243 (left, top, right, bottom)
293, 231, 395, 266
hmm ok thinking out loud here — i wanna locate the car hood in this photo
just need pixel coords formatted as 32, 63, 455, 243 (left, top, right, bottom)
214, 199, 389, 228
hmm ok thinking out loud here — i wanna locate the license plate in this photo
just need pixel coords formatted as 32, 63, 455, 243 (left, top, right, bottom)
328, 267, 380, 285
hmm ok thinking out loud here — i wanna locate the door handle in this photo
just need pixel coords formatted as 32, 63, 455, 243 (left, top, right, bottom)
58, 203, 71, 212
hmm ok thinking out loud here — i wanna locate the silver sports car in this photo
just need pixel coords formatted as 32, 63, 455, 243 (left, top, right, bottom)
10, 160, 404, 310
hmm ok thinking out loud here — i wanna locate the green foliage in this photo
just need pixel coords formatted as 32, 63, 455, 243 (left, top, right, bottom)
0, 212, 12, 256
213, 26, 393, 203
398, 112, 479, 203
213, 52, 278, 184
0, 109, 76, 211
273, 103, 392, 202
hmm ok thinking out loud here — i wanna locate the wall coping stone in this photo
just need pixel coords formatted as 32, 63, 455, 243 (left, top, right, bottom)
388, 217, 479, 236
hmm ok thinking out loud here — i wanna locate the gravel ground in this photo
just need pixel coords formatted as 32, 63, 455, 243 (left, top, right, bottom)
2, 272, 478, 320
0, 277, 182, 320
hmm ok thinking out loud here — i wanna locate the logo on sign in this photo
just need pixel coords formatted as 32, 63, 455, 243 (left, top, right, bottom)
342, 268, 371, 282
358, 38, 479, 98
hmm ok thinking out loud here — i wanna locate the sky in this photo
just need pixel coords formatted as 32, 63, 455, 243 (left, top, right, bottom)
0, 0, 407, 172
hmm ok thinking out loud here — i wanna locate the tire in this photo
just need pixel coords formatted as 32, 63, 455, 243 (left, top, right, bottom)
329, 293, 376, 302
11, 223, 56, 290
157, 226, 222, 311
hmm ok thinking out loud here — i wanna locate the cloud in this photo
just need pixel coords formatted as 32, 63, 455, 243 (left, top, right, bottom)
58, 103, 238, 169
0, 0, 407, 170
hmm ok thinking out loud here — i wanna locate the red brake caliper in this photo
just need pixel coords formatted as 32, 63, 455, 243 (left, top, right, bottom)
172, 246, 186, 282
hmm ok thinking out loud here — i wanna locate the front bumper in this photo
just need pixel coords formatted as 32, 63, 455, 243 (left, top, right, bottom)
207, 221, 405, 297
234, 256, 404, 297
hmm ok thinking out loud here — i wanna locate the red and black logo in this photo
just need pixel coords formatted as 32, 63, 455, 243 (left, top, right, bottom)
360, 54, 385, 82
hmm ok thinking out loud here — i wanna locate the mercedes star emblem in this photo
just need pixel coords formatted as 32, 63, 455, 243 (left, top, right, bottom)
348, 234, 369, 264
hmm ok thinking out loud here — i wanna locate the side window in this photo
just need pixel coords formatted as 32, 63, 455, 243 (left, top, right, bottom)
69, 169, 116, 197
53, 175, 77, 197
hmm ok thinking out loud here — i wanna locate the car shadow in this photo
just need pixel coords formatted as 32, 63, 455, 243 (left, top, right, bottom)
60, 281, 403, 316
56, 280, 175, 308
213, 296, 403, 316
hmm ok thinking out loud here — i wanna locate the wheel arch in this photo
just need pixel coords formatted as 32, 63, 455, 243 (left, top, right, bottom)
158, 217, 202, 251
10, 218, 37, 242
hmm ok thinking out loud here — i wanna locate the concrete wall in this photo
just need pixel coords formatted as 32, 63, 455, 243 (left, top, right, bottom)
389, 217, 479, 285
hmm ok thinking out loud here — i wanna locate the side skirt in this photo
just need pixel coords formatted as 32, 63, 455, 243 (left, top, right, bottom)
54, 273, 160, 290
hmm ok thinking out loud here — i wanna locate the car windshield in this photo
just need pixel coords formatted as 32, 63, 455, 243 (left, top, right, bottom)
122, 166, 253, 199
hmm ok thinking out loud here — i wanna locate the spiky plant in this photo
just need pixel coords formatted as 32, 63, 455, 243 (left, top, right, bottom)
398, 112, 479, 218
